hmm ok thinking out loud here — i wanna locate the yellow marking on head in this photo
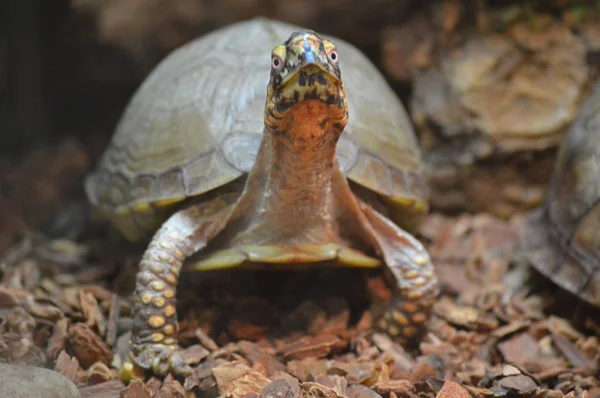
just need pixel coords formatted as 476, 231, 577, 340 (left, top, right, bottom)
153, 297, 166, 308
165, 305, 176, 317
392, 312, 409, 326
164, 338, 176, 345
150, 281, 165, 292
151, 333, 164, 342
163, 325, 175, 335
272, 44, 286, 61
403, 326, 418, 337
141, 294, 152, 304
403, 303, 418, 313
149, 315, 166, 328
411, 313, 427, 324
323, 39, 336, 53
164, 289, 175, 299
165, 274, 177, 284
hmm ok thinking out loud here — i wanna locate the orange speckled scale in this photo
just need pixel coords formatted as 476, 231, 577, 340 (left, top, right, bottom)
122, 197, 236, 381
361, 201, 439, 341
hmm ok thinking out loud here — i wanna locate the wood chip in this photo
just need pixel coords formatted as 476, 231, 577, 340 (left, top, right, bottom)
55, 350, 80, 382
47, 317, 70, 360
347, 384, 384, 398
105, 294, 119, 347
158, 375, 187, 398
213, 361, 271, 397
195, 327, 219, 351
79, 379, 125, 398
374, 379, 416, 396
492, 321, 531, 338
238, 340, 286, 376
179, 344, 210, 365
497, 332, 561, 371
301, 381, 346, 398
0, 287, 27, 307
120, 380, 152, 398
552, 334, 597, 371
328, 360, 377, 384
280, 334, 344, 361
436, 380, 471, 398
67, 323, 113, 368
311, 374, 348, 396
371, 333, 416, 371
84, 361, 113, 386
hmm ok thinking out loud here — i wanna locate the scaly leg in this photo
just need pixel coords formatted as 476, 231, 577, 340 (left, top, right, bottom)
359, 202, 439, 344
120, 196, 237, 381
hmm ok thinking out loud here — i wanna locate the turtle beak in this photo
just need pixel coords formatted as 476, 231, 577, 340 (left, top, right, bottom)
279, 40, 341, 88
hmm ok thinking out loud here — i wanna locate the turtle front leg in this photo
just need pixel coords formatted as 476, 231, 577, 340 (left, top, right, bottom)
121, 197, 236, 382
359, 202, 439, 344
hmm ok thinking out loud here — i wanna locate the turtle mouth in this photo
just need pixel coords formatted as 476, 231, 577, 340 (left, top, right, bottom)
272, 65, 343, 113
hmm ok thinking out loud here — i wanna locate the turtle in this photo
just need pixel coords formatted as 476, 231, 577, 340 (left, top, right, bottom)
84, 17, 440, 380
520, 77, 600, 309
404, 14, 594, 219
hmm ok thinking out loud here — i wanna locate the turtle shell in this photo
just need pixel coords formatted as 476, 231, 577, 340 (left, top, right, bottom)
85, 17, 427, 241
521, 79, 600, 307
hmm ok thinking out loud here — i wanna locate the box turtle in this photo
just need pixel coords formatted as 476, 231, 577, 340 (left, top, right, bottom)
520, 78, 600, 309
85, 18, 439, 380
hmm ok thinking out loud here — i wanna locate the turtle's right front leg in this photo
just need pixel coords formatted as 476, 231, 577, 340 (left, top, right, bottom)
120, 197, 236, 382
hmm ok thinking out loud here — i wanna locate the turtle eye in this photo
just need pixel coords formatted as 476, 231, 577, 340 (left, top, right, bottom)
271, 55, 283, 70
328, 50, 338, 64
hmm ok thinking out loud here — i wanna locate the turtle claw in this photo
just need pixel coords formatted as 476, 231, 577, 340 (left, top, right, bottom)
120, 344, 192, 383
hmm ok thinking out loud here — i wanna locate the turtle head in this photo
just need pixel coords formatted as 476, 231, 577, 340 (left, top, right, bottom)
265, 30, 348, 136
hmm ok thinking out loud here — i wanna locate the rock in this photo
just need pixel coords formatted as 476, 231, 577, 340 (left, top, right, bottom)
0, 362, 80, 398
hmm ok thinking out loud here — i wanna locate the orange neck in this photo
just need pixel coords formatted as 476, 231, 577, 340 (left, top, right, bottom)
265, 100, 344, 216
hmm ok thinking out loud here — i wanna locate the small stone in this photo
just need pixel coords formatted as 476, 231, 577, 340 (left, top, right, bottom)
260, 376, 301, 398
498, 375, 538, 394
0, 362, 80, 398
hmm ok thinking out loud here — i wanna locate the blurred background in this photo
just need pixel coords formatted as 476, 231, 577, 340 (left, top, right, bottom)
1, 0, 599, 245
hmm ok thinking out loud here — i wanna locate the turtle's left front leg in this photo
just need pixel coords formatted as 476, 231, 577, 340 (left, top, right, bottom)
121, 195, 237, 382
359, 202, 439, 344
